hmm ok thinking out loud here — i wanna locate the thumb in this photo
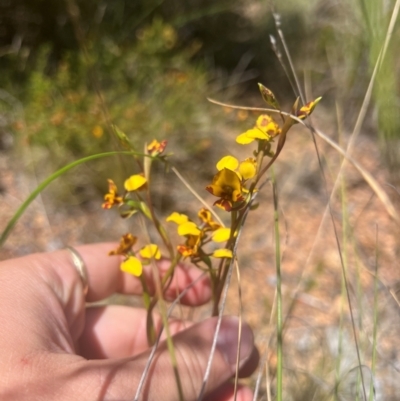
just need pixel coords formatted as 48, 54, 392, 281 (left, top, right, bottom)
76, 316, 257, 401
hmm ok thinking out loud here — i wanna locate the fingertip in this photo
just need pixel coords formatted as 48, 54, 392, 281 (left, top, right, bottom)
205, 383, 254, 401
216, 316, 255, 370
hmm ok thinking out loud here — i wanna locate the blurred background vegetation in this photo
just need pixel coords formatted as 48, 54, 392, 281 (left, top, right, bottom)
0, 0, 399, 197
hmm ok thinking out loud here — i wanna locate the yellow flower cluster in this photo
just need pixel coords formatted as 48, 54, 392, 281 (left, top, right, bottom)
108, 233, 161, 277
102, 139, 168, 276
205, 84, 321, 213
166, 208, 233, 260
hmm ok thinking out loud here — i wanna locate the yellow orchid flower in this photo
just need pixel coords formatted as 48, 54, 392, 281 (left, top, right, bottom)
206, 168, 245, 211
236, 114, 280, 145
102, 179, 123, 209
177, 234, 201, 258
109, 233, 137, 255
167, 212, 204, 257
147, 139, 167, 156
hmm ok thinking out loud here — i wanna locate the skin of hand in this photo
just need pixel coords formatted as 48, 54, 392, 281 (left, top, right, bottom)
0, 243, 259, 401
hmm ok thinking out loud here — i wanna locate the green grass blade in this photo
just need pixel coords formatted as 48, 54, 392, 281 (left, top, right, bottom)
0, 150, 142, 248
369, 227, 379, 401
271, 168, 283, 401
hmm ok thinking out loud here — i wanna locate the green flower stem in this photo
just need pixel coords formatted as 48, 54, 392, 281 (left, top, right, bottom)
211, 257, 230, 316
143, 254, 184, 400
211, 210, 242, 316
211, 115, 292, 315
144, 161, 175, 260
145, 254, 181, 345
255, 146, 265, 176
158, 295, 185, 401
272, 169, 283, 401
209, 267, 218, 310
140, 274, 157, 345
370, 229, 379, 401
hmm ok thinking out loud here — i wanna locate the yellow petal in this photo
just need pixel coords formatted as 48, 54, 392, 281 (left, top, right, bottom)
166, 212, 189, 225
206, 169, 244, 204
120, 256, 143, 276
214, 168, 242, 193
245, 127, 269, 140
178, 221, 201, 236
124, 174, 147, 191
216, 155, 239, 171
139, 244, 161, 260
236, 132, 255, 145
212, 249, 233, 258
238, 158, 257, 180
212, 228, 231, 242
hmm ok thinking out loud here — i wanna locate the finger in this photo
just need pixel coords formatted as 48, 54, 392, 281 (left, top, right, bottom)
205, 383, 254, 401
61, 316, 258, 401
79, 305, 192, 359
73, 243, 212, 304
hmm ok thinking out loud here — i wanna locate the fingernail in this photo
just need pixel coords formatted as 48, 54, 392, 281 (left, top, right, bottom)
216, 316, 254, 368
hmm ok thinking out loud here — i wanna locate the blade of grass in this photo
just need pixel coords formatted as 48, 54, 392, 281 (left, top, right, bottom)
138, 214, 184, 401
303, 116, 369, 401
313, 126, 399, 224
233, 258, 243, 401
264, 16, 372, 390
0, 151, 145, 248
271, 12, 304, 104
197, 257, 235, 401
271, 168, 283, 401
171, 166, 225, 227
334, 162, 349, 401
133, 271, 208, 401
369, 226, 379, 401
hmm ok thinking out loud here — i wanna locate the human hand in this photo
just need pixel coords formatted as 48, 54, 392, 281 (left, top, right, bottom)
0, 243, 258, 401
